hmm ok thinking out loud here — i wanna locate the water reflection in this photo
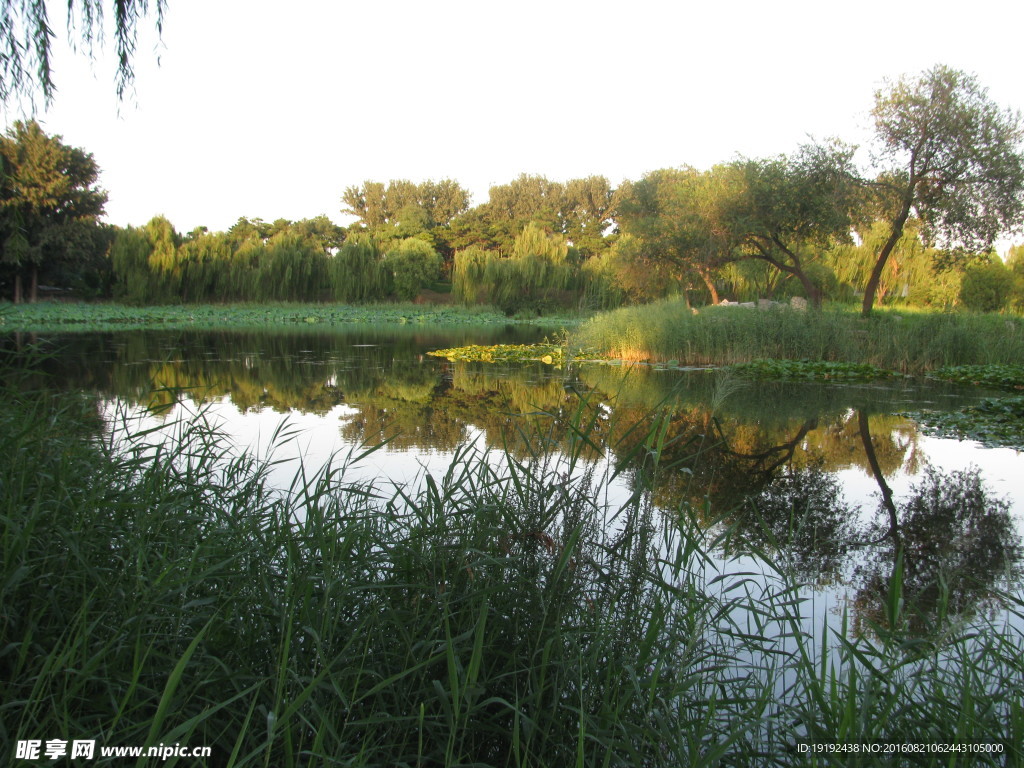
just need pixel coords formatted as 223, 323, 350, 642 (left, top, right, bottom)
853, 464, 1021, 637
14, 327, 1024, 639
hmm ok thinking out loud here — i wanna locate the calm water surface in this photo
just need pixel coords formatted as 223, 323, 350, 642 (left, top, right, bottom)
22, 326, 1024, 640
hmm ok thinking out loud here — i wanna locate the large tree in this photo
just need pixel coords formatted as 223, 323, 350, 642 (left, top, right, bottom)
0, 120, 107, 302
1, 0, 165, 106
341, 179, 471, 234
720, 142, 862, 308
559, 175, 616, 258
615, 167, 732, 304
861, 64, 1024, 317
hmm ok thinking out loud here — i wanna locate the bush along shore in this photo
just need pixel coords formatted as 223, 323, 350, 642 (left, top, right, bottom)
2, 358, 1022, 766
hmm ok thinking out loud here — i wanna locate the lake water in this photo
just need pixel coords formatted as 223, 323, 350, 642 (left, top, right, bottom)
18, 325, 1024, 640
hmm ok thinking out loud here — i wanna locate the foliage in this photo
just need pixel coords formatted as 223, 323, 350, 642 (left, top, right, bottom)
329, 236, 390, 302
384, 237, 443, 301
3, 361, 1023, 765
576, 247, 627, 310
107, 215, 362, 304
559, 175, 616, 257
960, 259, 1014, 312
581, 233, 680, 306
256, 233, 330, 302
452, 224, 576, 314
451, 245, 490, 304
613, 146, 860, 309
0, 120, 108, 302
862, 64, 1024, 316
721, 142, 862, 307
0, 0, 165, 106
110, 225, 155, 304
342, 179, 470, 261
823, 219, 968, 307
446, 174, 614, 260
615, 166, 727, 303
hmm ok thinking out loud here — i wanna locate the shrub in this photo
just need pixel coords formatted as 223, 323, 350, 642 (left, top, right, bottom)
961, 261, 1014, 312
385, 237, 443, 301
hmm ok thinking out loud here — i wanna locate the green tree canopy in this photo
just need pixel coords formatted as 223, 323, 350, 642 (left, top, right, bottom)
0, 119, 107, 302
464, 174, 614, 258
384, 237, 443, 301
341, 179, 471, 234
615, 166, 729, 304
720, 142, 861, 307
861, 64, 1024, 316
960, 258, 1014, 312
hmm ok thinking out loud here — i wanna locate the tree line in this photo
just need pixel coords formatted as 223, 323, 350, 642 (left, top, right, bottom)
3, 64, 1024, 315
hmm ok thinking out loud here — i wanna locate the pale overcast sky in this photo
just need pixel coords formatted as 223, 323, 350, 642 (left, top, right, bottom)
7, 0, 1024, 238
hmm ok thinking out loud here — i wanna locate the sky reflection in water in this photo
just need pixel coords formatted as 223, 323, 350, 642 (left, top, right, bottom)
34, 326, 1024, 641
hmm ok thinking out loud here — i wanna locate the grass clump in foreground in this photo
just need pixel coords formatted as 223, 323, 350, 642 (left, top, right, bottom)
2, 364, 1023, 765
575, 297, 1024, 373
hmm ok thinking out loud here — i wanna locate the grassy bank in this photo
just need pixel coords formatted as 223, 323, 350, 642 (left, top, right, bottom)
2, 361, 1022, 765
0, 301, 586, 333
574, 298, 1024, 373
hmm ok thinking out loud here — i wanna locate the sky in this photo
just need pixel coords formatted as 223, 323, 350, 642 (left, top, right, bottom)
6, 0, 1024, 239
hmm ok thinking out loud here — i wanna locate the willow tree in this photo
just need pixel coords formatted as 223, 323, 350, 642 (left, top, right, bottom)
384, 238, 443, 301
452, 224, 575, 313
1, 0, 165, 106
110, 226, 153, 303
330, 236, 390, 302
862, 64, 1024, 317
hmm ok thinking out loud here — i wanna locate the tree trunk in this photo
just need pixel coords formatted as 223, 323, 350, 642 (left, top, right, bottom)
13, 273, 23, 304
794, 267, 823, 309
754, 238, 822, 308
862, 197, 913, 318
698, 268, 719, 305
858, 410, 900, 539
29, 264, 38, 303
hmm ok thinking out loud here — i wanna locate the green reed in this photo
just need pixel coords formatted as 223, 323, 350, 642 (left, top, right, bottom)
1, 357, 1022, 766
575, 298, 1024, 374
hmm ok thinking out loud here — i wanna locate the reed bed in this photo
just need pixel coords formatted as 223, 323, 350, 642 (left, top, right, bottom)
2, 360, 1022, 766
574, 298, 1024, 374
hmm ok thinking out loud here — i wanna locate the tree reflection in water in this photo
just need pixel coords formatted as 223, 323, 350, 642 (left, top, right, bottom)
739, 462, 858, 585
22, 330, 1024, 641
709, 407, 1021, 640
851, 462, 1021, 638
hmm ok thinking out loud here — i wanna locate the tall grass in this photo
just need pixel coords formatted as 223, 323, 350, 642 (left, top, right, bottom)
575, 297, 1024, 373
2, 359, 1022, 765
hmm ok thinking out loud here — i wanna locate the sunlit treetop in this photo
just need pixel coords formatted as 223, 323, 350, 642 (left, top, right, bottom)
0, 0, 165, 108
